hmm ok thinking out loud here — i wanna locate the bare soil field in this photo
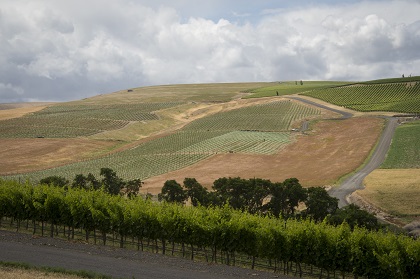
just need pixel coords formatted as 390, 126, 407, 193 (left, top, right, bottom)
357, 169, 420, 218
0, 139, 118, 176
142, 117, 384, 194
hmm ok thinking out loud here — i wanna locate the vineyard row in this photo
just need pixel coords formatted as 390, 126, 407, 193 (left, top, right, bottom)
304, 82, 420, 113
1, 181, 418, 279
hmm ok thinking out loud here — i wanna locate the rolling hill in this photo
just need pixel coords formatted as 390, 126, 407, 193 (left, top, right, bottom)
1, 78, 419, 222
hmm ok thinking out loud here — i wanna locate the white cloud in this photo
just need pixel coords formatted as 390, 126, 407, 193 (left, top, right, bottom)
0, 0, 419, 102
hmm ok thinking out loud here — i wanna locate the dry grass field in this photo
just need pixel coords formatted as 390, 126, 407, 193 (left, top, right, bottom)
142, 117, 384, 194
358, 169, 420, 217
0, 138, 119, 176
0, 267, 81, 279
0, 105, 49, 120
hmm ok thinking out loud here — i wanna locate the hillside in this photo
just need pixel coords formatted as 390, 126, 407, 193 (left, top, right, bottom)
1, 79, 419, 224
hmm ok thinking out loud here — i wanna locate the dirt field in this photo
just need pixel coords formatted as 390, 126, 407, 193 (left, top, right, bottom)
357, 169, 420, 217
142, 117, 384, 194
0, 267, 81, 279
0, 139, 118, 175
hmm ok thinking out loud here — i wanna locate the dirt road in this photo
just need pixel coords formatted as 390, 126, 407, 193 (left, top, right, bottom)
0, 230, 287, 279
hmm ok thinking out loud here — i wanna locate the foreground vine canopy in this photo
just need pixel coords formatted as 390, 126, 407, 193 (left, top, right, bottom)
0, 180, 419, 279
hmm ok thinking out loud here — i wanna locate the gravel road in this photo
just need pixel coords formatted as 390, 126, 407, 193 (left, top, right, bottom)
0, 230, 289, 279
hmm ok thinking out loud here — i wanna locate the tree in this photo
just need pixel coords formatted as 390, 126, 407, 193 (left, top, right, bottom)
158, 180, 186, 204
211, 177, 270, 213
183, 178, 209, 206
246, 178, 271, 214
125, 179, 142, 198
72, 174, 88, 190
100, 168, 123, 195
86, 173, 101, 190
328, 204, 380, 230
40, 176, 69, 188
264, 178, 307, 218
304, 187, 338, 222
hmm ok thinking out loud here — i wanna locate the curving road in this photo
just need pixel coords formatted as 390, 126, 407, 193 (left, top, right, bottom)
287, 96, 398, 207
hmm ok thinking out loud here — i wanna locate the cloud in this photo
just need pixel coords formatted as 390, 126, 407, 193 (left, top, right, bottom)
0, 0, 419, 102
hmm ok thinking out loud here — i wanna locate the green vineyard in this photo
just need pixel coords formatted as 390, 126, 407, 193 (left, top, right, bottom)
381, 120, 420, 169
304, 81, 420, 113
6, 101, 320, 182
0, 102, 182, 138
244, 81, 350, 98
1, 181, 418, 279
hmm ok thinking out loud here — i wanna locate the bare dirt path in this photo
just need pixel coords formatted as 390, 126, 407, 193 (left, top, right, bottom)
0, 230, 290, 279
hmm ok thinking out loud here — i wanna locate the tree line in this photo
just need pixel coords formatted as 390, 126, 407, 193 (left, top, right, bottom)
39, 169, 380, 230
158, 177, 380, 230
40, 167, 142, 197
40, 169, 379, 231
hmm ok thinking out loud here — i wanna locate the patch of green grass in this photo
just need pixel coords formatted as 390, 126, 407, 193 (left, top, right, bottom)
244, 81, 351, 98
381, 120, 420, 168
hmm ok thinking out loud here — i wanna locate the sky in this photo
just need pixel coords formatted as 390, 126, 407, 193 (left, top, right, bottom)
1, 0, 420, 103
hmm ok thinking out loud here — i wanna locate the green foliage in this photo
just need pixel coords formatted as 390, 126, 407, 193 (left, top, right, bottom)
265, 178, 308, 218
303, 187, 338, 222
328, 204, 380, 230
183, 178, 209, 206
304, 82, 420, 113
381, 120, 420, 168
72, 173, 101, 190
40, 176, 69, 187
100, 167, 124, 195
158, 180, 187, 204
1, 180, 419, 279
211, 177, 271, 213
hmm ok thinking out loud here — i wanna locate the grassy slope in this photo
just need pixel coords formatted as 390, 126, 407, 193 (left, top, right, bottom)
302, 77, 420, 114
359, 117, 420, 219
5, 100, 320, 182
360, 169, 420, 217
1, 80, 419, 220
381, 120, 420, 169
243, 81, 351, 98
